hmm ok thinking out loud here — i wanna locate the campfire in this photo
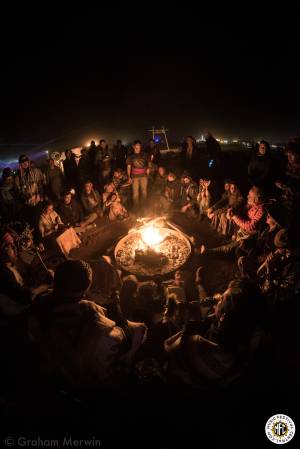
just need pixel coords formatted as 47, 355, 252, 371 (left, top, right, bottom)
134, 220, 169, 267
115, 217, 192, 277
141, 224, 166, 248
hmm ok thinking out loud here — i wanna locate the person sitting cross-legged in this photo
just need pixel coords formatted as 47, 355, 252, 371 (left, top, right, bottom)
215, 182, 244, 237
81, 181, 103, 219
102, 183, 128, 222
112, 168, 132, 207
0, 233, 52, 315
237, 202, 284, 280
256, 228, 300, 302
57, 190, 98, 233
207, 179, 238, 232
160, 172, 181, 214
38, 200, 64, 240
179, 172, 198, 218
200, 186, 265, 257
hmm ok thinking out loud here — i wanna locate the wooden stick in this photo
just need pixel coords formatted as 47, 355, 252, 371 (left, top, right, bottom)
35, 249, 49, 274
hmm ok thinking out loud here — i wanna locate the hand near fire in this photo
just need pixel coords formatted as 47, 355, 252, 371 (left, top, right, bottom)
257, 252, 275, 276
202, 179, 211, 187
207, 208, 215, 219
47, 269, 55, 279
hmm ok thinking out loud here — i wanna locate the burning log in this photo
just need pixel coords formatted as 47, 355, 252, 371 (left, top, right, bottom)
134, 248, 168, 267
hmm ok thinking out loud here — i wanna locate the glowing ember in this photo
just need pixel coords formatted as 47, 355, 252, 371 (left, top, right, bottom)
141, 225, 166, 248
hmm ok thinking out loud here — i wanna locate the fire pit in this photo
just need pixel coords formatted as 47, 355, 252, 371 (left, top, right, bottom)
114, 217, 192, 277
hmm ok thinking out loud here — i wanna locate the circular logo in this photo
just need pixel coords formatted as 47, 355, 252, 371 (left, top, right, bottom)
265, 414, 295, 444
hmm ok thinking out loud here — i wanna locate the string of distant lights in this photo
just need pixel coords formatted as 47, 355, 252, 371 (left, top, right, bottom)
0, 136, 281, 174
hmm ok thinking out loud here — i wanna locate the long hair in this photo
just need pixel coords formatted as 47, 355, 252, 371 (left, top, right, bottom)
182, 135, 197, 150
253, 140, 270, 158
41, 200, 54, 214
250, 185, 264, 204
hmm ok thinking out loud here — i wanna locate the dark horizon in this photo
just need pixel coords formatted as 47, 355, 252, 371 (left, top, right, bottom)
1, 7, 299, 144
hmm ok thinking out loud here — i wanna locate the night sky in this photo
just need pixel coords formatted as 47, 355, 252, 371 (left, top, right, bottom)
1, 6, 299, 145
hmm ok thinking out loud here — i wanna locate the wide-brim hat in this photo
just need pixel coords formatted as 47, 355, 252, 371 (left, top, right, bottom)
2, 167, 14, 179
265, 203, 286, 228
19, 154, 29, 163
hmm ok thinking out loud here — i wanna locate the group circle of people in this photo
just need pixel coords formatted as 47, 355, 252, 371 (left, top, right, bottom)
0, 133, 300, 390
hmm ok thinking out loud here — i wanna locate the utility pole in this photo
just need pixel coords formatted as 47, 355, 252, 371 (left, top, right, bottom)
147, 126, 170, 150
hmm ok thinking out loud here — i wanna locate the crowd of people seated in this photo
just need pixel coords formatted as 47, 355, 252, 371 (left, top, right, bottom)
0, 134, 300, 397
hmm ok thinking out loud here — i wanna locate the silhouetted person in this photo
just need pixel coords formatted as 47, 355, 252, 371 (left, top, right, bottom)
181, 136, 200, 178
113, 139, 127, 169
46, 158, 64, 201
0, 168, 22, 221
146, 139, 161, 165
98, 139, 112, 187
88, 140, 98, 166
78, 148, 90, 186
63, 149, 78, 190
248, 140, 273, 189
15, 155, 45, 207
205, 132, 221, 161
285, 141, 300, 186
